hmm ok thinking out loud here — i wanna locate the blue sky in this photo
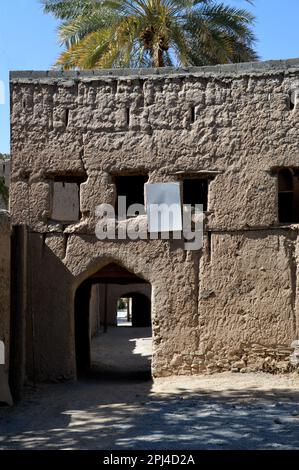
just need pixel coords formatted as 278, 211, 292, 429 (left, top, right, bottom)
1, 0, 299, 153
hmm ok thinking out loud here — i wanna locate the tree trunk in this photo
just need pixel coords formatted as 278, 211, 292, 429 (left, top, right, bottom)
157, 47, 164, 67
151, 47, 164, 67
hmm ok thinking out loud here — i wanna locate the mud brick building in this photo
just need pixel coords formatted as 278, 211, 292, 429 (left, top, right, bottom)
6, 58, 299, 385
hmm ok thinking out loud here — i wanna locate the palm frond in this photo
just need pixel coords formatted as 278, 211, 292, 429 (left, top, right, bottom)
41, 0, 102, 19
58, 10, 116, 47
44, 0, 257, 69
56, 28, 113, 69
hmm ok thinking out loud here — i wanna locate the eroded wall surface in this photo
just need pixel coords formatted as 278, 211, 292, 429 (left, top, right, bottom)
10, 59, 299, 381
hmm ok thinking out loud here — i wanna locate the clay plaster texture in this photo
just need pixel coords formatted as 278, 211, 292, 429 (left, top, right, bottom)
9, 59, 299, 382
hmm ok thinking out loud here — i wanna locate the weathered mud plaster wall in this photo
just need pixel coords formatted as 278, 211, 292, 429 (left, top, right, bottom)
0, 211, 12, 403
10, 59, 299, 381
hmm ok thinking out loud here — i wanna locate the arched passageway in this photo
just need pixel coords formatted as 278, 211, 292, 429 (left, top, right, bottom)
74, 263, 152, 379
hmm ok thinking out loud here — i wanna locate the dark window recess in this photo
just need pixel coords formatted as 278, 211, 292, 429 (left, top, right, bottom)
190, 106, 196, 123
289, 92, 296, 111
114, 175, 148, 215
290, 99, 295, 111
183, 178, 208, 211
126, 107, 130, 126
65, 109, 70, 127
278, 168, 299, 223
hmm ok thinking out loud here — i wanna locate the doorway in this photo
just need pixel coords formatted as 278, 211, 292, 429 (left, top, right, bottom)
117, 293, 151, 327
74, 263, 152, 379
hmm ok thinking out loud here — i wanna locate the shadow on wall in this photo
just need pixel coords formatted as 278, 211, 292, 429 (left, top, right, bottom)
1, 380, 299, 449
0, 339, 12, 406
21, 233, 76, 385
0, 365, 13, 406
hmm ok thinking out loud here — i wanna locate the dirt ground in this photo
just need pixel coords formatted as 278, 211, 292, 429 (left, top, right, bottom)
0, 372, 299, 450
91, 326, 152, 374
1, 327, 299, 450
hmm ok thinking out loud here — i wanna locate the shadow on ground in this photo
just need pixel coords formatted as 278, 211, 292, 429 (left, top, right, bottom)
0, 373, 299, 450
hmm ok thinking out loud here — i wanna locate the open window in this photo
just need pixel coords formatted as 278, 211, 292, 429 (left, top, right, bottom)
278, 168, 299, 223
183, 178, 208, 211
113, 174, 148, 216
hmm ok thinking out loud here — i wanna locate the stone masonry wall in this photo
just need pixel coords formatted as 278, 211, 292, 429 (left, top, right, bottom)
10, 59, 299, 381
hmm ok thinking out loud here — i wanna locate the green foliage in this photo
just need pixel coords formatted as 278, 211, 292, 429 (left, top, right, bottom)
118, 297, 128, 310
41, 0, 257, 69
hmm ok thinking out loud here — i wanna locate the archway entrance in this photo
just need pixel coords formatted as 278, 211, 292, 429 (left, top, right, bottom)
74, 263, 152, 379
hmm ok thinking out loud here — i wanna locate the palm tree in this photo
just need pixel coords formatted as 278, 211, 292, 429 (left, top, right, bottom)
42, 0, 257, 69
